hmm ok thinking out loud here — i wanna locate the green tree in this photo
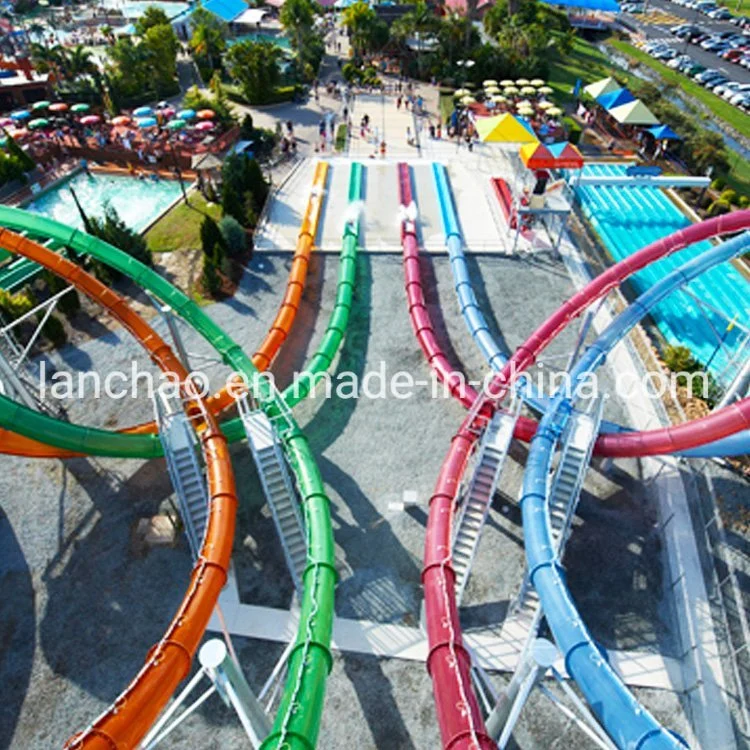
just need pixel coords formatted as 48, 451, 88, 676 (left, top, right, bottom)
342, 2, 388, 57
225, 40, 281, 105
189, 6, 228, 73
218, 216, 247, 259
392, 1, 439, 77
221, 153, 269, 225
135, 5, 171, 36
279, 0, 316, 77
183, 84, 235, 126
87, 205, 153, 278
142, 23, 179, 94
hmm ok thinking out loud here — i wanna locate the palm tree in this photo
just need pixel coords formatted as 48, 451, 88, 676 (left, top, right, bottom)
65, 45, 98, 78
279, 0, 314, 78
392, 1, 439, 77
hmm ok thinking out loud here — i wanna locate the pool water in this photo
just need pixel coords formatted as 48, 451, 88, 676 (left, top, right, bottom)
26, 171, 183, 233
228, 32, 291, 50
99, 0, 190, 19
574, 163, 749, 383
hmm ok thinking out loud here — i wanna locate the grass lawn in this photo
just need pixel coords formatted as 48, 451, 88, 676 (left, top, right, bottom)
145, 192, 222, 254
548, 35, 629, 105
719, 0, 749, 16
609, 39, 750, 139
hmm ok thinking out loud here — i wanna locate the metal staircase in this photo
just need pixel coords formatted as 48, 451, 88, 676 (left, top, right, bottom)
154, 391, 210, 558
238, 397, 307, 593
452, 403, 521, 605
503, 395, 605, 641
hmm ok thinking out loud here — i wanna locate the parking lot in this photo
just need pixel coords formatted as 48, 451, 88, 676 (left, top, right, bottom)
622, 0, 750, 95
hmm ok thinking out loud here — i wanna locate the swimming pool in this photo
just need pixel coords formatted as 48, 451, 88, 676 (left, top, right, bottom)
574, 163, 749, 384
228, 32, 291, 50
25, 171, 183, 233
99, 0, 190, 19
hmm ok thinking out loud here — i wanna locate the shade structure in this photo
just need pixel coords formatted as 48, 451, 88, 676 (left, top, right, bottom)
453, 88, 472, 97
10, 110, 30, 121
520, 86, 537, 96
596, 87, 635, 111
28, 118, 49, 130
500, 79, 514, 87
483, 79, 498, 87
538, 100, 555, 110
548, 141, 584, 167
583, 77, 619, 99
516, 78, 530, 86
546, 106, 563, 116
520, 141, 556, 168
31, 100, 50, 111
516, 99, 533, 108
0, 117, 12, 127
165, 118, 186, 130
135, 116, 157, 128
530, 78, 545, 87
70, 103, 90, 113
9, 129, 28, 139
492, 94, 508, 103
538, 85, 553, 94
161, 106, 176, 118
647, 124, 681, 140
195, 120, 215, 131
485, 84, 500, 92
133, 106, 153, 117
197, 109, 215, 119
504, 86, 519, 95
608, 99, 658, 125
475, 113, 538, 143
460, 95, 476, 105
80, 115, 101, 125
49, 102, 68, 112
112, 115, 131, 126
177, 108, 196, 120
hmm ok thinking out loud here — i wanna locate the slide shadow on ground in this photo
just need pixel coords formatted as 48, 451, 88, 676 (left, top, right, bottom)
39, 457, 191, 702
0, 507, 35, 749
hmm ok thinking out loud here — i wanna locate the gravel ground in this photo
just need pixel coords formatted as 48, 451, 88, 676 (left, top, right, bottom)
0, 175, 725, 747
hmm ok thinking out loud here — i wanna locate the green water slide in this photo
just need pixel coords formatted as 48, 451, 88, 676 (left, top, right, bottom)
0, 161, 363, 747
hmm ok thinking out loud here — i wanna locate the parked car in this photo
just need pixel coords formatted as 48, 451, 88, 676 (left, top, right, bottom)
713, 81, 743, 96
724, 83, 750, 100
668, 54, 693, 68
729, 91, 750, 105
654, 47, 679, 59
708, 7, 732, 19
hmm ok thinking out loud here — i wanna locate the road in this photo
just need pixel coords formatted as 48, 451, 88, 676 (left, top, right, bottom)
623, 0, 750, 84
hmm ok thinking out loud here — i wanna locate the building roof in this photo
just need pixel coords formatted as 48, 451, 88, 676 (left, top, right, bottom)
202, 0, 248, 23
542, 0, 620, 10
596, 88, 635, 110
234, 7, 267, 23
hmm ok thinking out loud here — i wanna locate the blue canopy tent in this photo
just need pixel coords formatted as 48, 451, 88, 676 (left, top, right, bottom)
597, 88, 635, 111
646, 124, 682, 140
201, 0, 248, 22
541, 0, 620, 10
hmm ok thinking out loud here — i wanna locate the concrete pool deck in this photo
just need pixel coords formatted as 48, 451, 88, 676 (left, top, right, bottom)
0, 155, 745, 749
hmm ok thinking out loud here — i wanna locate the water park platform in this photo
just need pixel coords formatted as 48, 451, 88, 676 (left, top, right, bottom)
1, 147, 748, 750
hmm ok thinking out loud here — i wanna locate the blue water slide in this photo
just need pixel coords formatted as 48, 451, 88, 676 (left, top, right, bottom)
430, 163, 750, 457
522, 230, 750, 749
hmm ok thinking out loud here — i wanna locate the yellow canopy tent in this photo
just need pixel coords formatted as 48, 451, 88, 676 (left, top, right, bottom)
475, 113, 538, 143
583, 77, 620, 99
608, 99, 659, 125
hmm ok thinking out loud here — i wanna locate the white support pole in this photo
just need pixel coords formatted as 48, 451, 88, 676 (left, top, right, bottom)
0, 346, 38, 410
200, 639, 272, 749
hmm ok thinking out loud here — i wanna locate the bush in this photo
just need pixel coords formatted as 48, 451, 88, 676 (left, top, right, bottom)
0, 287, 34, 319
707, 198, 731, 216
218, 216, 247, 258
87, 204, 152, 276
720, 189, 738, 205
221, 153, 269, 225
240, 113, 254, 139
710, 177, 726, 192
182, 85, 235, 127
40, 313, 67, 347
335, 123, 347, 152
739, 196, 749, 209
663, 345, 698, 373
201, 256, 222, 297
200, 215, 226, 264
43, 270, 81, 317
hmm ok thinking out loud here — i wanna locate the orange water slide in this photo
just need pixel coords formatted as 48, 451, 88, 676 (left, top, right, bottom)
0, 228, 238, 750
0, 160, 330, 457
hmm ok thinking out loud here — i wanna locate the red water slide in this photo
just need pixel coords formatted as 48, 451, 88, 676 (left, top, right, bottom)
421, 210, 750, 748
